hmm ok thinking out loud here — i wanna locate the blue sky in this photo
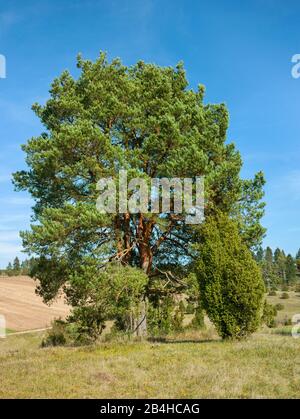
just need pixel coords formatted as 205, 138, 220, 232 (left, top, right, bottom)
0, 0, 299, 267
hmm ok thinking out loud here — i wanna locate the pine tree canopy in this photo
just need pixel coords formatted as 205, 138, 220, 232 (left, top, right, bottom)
13, 53, 266, 303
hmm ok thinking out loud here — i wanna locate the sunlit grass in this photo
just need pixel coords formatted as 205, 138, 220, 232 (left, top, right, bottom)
0, 291, 299, 399
266, 291, 300, 324
0, 329, 299, 399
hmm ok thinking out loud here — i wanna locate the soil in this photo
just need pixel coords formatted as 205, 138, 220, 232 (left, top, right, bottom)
0, 276, 69, 331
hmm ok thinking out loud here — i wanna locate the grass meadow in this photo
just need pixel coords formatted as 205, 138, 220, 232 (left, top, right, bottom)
0, 291, 299, 399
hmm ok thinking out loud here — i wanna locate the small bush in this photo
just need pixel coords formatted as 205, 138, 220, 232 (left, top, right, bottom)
41, 317, 101, 347
268, 290, 277, 296
267, 319, 277, 328
173, 303, 185, 333
262, 301, 277, 328
274, 303, 284, 311
280, 292, 289, 300
283, 317, 292, 326
185, 302, 195, 315
67, 263, 148, 339
189, 305, 205, 330
147, 298, 187, 336
147, 296, 175, 337
41, 319, 68, 347
68, 306, 106, 342
7, 270, 15, 277
282, 285, 289, 292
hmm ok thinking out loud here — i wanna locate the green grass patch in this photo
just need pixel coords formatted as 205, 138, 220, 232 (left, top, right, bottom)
0, 329, 300, 398
273, 326, 294, 336
5, 329, 16, 335
0, 293, 299, 399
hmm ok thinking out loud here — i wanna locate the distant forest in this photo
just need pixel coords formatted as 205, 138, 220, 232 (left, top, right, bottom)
255, 247, 300, 288
0, 257, 34, 276
2, 248, 300, 289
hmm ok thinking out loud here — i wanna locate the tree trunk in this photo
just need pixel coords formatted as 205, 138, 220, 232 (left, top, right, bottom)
134, 251, 151, 337
135, 299, 147, 337
133, 214, 154, 337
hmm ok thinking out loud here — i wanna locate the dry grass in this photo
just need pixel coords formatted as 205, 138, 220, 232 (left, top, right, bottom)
0, 290, 300, 398
0, 328, 300, 399
267, 291, 300, 323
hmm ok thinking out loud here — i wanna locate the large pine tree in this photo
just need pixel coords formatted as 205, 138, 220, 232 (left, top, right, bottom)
13, 54, 265, 334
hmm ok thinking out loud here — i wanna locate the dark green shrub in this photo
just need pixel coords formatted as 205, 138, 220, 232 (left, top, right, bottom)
274, 303, 284, 311
189, 305, 205, 330
41, 318, 95, 347
262, 301, 277, 328
173, 302, 185, 332
41, 319, 68, 347
268, 290, 277, 296
283, 317, 292, 326
185, 302, 195, 315
147, 297, 187, 336
147, 295, 175, 337
280, 292, 289, 299
7, 270, 15, 277
67, 263, 148, 339
41, 264, 149, 345
195, 214, 265, 340
68, 306, 106, 342
282, 285, 289, 292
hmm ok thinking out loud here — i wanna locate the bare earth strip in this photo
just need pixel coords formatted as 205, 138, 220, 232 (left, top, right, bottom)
0, 276, 70, 331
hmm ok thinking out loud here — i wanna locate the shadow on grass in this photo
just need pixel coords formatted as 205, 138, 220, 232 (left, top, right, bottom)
147, 337, 220, 344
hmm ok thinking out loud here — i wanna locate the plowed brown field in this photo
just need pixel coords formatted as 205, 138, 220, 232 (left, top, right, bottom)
0, 276, 69, 331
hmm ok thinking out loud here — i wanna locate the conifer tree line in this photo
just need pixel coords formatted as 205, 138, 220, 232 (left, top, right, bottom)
255, 247, 300, 288
0, 257, 34, 276
4, 248, 299, 286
